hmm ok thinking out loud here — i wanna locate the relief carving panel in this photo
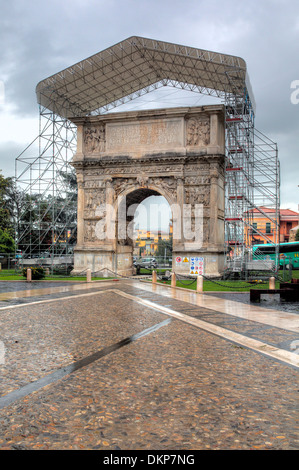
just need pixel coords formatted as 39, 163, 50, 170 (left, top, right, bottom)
185, 186, 210, 206
84, 188, 105, 218
84, 125, 105, 153
186, 115, 210, 146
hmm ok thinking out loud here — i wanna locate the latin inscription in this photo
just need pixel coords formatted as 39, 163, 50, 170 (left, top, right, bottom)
106, 118, 183, 151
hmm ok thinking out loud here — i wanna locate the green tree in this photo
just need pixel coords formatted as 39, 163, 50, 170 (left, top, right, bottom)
154, 238, 172, 259
0, 228, 15, 253
14, 169, 77, 256
295, 229, 299, 241
0, 172, 14, 235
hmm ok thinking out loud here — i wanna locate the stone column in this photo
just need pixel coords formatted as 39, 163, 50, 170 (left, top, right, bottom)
209, 112, 225, 154
209, 113, 218, 147
105, 178, 116, 247
175, 177, 184, 246
73, 124, 84, 160
209, 166, 219, 247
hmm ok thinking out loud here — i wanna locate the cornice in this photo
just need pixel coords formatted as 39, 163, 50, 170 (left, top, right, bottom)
71, 152, 225, 170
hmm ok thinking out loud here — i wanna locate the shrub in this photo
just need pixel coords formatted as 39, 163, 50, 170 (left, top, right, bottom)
22, 266, 45, 280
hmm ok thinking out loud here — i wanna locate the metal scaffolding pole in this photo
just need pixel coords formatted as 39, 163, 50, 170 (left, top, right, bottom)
224, 92, 280, 275
15, 106, 77, 260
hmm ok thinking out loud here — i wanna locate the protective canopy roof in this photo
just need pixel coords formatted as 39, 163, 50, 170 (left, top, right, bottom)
36, 36, 255, 118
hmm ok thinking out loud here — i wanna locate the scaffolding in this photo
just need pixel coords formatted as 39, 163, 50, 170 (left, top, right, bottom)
224, 92, 280, 275
14, 36, 280, 274
15, 106, 77, 258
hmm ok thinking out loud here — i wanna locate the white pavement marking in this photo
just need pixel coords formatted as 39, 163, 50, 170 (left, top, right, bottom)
113, 289, 299, 369
134, 281, 299, 333
0, 284, 116, 311
0, 281, 116, 303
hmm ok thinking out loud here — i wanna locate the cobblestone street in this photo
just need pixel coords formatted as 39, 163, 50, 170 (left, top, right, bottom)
0, 279, 298, 450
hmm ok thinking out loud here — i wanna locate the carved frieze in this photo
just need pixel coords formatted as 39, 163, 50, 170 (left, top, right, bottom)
84, 125, 105, 153
83, 180, 106, 189
84, 220, 95, 242
113, 178, 136, 196
184, 175, 211, 185
186, 115, 210, 146
84, 188, 105, 218
149, 176, 177, 192
185, 186, 210, 206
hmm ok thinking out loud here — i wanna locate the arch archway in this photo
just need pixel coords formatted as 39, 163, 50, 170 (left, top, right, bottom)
72, 105, 226, 277
114, 186, 174, 273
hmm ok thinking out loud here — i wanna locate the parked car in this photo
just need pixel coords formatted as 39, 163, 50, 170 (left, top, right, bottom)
134, 257, 157, 269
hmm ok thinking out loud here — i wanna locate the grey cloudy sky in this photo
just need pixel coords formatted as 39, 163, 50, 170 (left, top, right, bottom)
0, 0, 298, 216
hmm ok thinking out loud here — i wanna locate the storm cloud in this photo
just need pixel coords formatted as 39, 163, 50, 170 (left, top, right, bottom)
0, 0, 298, 209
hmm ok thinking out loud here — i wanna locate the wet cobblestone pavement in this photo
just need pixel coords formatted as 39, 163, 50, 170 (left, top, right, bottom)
0, 279, 298, 450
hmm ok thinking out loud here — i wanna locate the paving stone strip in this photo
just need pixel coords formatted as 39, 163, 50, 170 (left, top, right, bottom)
0, 318, 171, 410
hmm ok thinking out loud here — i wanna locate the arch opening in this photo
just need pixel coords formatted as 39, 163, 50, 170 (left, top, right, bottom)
116, 188, 173, 274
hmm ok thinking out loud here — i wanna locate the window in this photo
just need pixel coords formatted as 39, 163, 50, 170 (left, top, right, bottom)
252, 223, 257, 233
279, 243, 299, 254
258, 245, 275, 254
266, 222, 271, 233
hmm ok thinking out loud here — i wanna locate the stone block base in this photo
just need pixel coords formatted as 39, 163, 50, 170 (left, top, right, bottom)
71, 247, 133, 277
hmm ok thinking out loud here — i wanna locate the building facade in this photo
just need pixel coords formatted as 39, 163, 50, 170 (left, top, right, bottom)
249, 207, 299, 244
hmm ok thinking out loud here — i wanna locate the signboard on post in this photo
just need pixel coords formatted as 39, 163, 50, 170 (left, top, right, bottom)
190, 256, 204, 275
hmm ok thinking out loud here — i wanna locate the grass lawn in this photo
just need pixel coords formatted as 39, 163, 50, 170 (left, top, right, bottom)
157, 279, 280, 292
290, 270, 299, 279
0, 268, 297, 291
157, 270, 299, 292
0, 269, 113, 281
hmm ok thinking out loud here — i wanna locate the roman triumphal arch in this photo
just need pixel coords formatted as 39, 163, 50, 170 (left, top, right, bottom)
71, 105, 225, 277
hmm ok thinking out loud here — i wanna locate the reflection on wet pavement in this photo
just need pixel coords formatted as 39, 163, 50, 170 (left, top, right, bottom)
0, 279, 298, 450
135, 281, 299, 333
0, 281, 116, 302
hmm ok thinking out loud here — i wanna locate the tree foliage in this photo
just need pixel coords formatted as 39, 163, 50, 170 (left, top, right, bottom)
0, 168, 78, 255
154, 238, 172, 258
0, 172, 14, 235
0, 228, 15, 253
0, 172, 15, 252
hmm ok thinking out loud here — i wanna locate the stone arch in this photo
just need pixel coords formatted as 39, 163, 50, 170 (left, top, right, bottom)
72, 105, 226, 277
